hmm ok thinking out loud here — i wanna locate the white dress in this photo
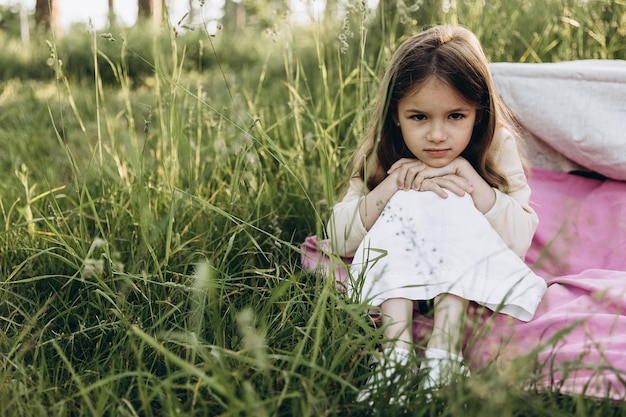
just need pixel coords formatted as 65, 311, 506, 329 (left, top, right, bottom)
348, 190, 547, 322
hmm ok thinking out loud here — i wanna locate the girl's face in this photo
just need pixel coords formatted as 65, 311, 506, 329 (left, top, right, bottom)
396, 77, 478, 168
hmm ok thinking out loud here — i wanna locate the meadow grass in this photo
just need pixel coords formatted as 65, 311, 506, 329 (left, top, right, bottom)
1, 1, 625, 415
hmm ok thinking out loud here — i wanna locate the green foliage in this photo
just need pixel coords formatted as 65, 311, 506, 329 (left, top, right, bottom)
365, 0, 626, 62
0, 4, 21, 38
0, 0, 624, 83
0, 0, 625, 415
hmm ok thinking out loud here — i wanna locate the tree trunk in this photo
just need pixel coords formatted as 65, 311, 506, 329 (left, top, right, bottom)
223, 0, 246, 33
35, 0, 59, 32
152, 0, 163, 26
138, 0, 163, 27
20, 1, 30, 46
108, 0, 116, 27
138, 0, 151, 18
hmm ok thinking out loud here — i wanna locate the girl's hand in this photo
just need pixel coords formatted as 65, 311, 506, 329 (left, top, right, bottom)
388, 157, 473, 198
417, 174, 473, 198
387, 158, 428, 190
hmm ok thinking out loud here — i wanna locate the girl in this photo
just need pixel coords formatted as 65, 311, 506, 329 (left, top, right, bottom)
326, 25, 547, 403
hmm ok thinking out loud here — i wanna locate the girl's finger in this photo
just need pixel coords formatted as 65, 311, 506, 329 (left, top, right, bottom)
388, 158, 422, 174
419, 179, 449, 198
440, 175, 473, 194
417, 176, 471, 198
395, 166, 410, 190
437, 179, 466, 197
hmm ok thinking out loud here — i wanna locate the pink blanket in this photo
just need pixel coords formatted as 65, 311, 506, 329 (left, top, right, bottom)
301, 166, 626, 399
526, 167, 626, 277
471, 167, 626, 399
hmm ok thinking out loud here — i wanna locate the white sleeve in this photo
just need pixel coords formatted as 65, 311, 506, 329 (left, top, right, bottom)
484, 129, 538, 258
326, 178, 368, 257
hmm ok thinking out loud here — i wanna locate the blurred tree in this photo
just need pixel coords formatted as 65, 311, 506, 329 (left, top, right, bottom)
222, 0, 289, 33
222, 0, 245, 32
108, 0, 116, 27
35, 0, 59, 32
20, 1, 29, 45
138, 0, 163, 27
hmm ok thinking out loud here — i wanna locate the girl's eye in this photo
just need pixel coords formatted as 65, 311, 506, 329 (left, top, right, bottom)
411, 114, 427, 121
449, 113, 464, 120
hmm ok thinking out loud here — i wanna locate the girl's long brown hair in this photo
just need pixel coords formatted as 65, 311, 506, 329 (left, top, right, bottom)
354, 25, 518, 192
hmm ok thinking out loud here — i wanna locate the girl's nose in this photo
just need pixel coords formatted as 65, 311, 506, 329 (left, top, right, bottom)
427, 121, 446, 142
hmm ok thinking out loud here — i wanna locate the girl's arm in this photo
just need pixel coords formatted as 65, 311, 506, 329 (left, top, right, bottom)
357, 173, 402, 231
483, 131, 538, 258
326, 175, 402, 257
326, 178, 368, 257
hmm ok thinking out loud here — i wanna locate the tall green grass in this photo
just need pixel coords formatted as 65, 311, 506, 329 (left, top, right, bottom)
1, 0, 625, 415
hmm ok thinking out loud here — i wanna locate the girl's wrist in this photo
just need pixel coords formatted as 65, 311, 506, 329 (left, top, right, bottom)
469, 181, 497, 213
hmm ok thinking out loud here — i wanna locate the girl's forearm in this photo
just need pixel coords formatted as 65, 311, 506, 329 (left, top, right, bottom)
464, 167, 497, 213
358, 176, 398, 231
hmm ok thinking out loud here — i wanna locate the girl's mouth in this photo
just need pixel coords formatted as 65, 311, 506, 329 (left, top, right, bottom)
425, 149, 450, 157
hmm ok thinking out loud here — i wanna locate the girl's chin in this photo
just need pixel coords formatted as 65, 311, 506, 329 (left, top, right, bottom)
420, 159, 451, 168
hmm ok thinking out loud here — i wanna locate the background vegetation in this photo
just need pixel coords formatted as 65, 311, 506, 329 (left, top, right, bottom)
0, 0, 625, 415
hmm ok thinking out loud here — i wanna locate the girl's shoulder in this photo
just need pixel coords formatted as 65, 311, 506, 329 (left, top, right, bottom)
493, 125, 517, 143
491, 126, 529, 192
347, 176, 366, 196
335, 177, 367, 202
490, 125, 519, 157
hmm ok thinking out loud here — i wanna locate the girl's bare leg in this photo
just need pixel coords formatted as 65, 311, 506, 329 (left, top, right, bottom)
428, 293, 467, 354
357, 297, 414, 404
380, 297, 414, 350
420, 293, 470, 396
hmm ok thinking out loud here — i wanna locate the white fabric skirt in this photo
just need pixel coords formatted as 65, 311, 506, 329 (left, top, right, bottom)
349, 190, 546, 322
